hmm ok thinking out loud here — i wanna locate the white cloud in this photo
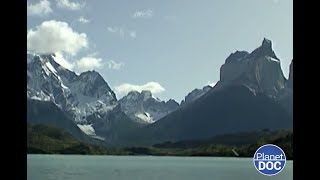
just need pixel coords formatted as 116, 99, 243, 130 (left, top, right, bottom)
53, 51, 75, 70
78, 16, 90, 24
75, 56, 103, 71
56, 0, 85, 10
27, 20, 88, 55
51, 52, 105, 73
206, 81, 216, 87
129, 31, 136, 39
27, 0, 52, 16
115, 82, 165, 98
107, 60, 124, 70
133, 9, 154, 19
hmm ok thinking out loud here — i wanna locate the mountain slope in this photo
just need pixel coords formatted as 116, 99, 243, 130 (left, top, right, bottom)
84, 104, 143, 146
277, 60, 293, 116
27, 123, 109, 154
27, 99, 103, 145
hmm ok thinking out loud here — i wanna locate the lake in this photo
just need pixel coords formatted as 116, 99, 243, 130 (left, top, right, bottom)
27, 155, 293, 180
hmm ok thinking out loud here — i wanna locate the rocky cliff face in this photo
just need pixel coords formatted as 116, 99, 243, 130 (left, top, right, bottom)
287, 60, 293, 89
277, 59, 293, 116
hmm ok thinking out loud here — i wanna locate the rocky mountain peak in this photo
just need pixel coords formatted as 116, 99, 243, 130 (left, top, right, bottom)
141, 90, 152, 101
219, 38, 286, 98
181, 85, 212, 105
128, 90, 139, 95
165, 99, 179, 109
76, 70, 115, 99
249, 38, 279, 60
79, 70, 101, 80
262, 38, 272, 48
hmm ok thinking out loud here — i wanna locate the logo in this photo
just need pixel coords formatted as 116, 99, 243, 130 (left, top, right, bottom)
253, 144, 286, 176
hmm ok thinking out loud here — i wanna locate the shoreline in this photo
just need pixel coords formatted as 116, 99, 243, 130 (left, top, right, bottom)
27, 153, 293, 160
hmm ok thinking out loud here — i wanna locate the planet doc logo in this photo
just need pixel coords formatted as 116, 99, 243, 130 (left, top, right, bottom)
253, 144, 286, 176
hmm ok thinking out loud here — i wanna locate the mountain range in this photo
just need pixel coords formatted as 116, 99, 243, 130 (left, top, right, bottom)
26, 38, 293, 147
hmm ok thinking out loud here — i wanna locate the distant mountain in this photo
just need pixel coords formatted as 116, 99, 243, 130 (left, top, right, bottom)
180, 85, 212, 106
27, 52, 141, 143
122, 38, 293, 146
119, 90, 179, 124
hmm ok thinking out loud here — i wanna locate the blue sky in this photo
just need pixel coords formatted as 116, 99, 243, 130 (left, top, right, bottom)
27, 0, 293, 102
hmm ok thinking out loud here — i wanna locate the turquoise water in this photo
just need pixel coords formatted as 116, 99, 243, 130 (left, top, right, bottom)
27, 155, 293, 180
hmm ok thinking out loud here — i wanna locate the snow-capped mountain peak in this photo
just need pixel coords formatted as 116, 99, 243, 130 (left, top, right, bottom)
119, 90, 179, 124
27, 52, 118, 124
